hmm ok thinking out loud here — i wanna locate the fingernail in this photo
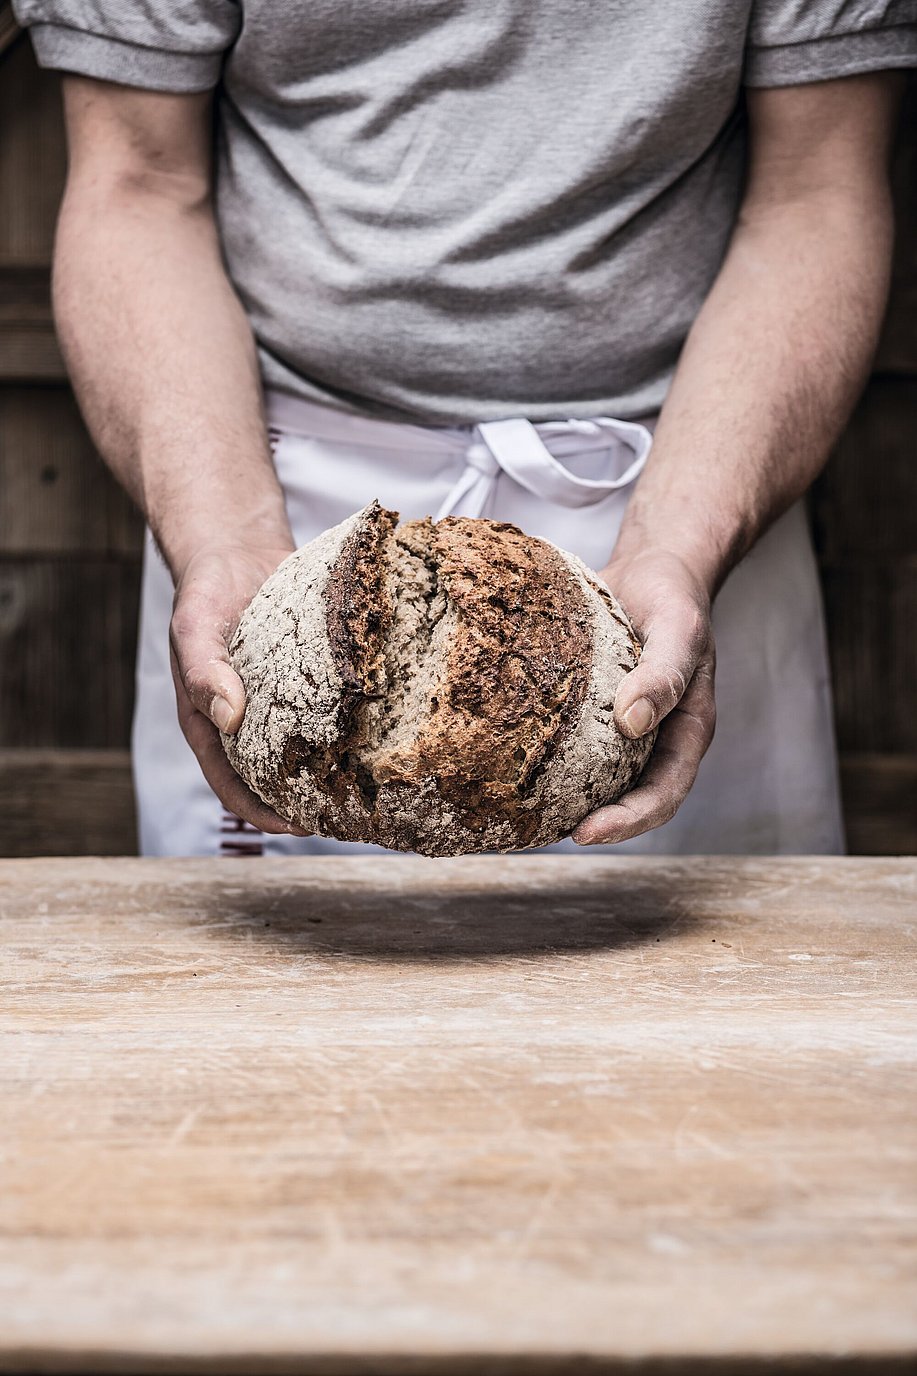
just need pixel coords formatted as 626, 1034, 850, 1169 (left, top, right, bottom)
623, 697, 655, 736
211, 695, 235, 733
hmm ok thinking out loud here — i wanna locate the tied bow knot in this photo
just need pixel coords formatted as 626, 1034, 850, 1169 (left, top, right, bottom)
435, 416, 653, 522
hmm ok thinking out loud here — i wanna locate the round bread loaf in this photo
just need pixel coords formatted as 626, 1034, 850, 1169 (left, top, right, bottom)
221, 502, 654, 856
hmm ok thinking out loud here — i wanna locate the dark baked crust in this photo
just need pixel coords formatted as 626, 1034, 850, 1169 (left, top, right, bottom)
280, 500, 397, 828
228, 504, 650, 856
324, 499, 397, 712
372, 516, 592, 846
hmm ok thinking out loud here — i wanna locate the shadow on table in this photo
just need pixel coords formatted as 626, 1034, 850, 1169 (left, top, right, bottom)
211, 870, 696, 962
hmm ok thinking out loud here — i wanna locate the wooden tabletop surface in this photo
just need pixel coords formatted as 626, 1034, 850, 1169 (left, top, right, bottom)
1, 855, 915, 1374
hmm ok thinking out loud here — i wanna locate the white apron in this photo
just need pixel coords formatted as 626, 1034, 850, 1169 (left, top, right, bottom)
133, 391, 845, 857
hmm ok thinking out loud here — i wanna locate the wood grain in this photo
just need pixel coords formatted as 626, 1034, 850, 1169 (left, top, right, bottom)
0, 385, 142, 555
0, 266, 65, 381
0, 856, 915, 1372
0, 749, 136, 855
840, 752, 917, 856
812, 378, 917, 563
0, 3, 20, 60
874, 74, 917, 375
0, 560, 140, 747
0, 43, 65, 267
821, 562, 917, 755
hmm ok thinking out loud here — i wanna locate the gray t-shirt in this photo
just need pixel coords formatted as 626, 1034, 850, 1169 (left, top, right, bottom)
16, 0, 917, 424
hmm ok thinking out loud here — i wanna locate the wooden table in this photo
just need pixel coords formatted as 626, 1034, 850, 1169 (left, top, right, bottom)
1, 856, 915, 1374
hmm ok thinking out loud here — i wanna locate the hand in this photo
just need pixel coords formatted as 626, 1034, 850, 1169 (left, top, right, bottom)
169, 542, 311, 836
573, 550, 716, 845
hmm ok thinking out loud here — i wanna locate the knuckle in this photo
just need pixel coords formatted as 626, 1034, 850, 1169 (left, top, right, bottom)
683, 699, 716, 744
181, 663, 202, 697
640, 785, 680, 830
703, 701, 717, 742
658, 599, 709, 666
684, 605, 708, 652
647, 662, 688, 713
180, 665, 214, 712
175, 694, 201, 740
169, 606, 197, 645
665, 662, 689, 702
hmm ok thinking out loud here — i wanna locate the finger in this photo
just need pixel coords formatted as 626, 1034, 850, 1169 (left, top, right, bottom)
614, 597, 710, 740
574, 657, 715, 845
170, 592, 247, 734
183, 706, 312, 836
172, 651, 310, 836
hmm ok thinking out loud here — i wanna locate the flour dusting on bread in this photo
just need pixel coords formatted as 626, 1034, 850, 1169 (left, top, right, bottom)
222, 502, 654, 856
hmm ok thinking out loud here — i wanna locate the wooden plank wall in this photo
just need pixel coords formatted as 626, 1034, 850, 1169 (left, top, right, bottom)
811, 73, 917, 856
0, 28, 915, 856
0, 30, 143, 855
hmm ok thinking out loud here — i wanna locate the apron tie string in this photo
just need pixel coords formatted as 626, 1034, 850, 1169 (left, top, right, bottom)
434, 416, 653, 521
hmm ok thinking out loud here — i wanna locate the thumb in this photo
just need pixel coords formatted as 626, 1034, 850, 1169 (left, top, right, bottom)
614, 598, 709, 739
169, 596, 247, 734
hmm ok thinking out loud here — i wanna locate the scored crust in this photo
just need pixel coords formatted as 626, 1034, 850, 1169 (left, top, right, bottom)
370, 515, 594, 848
223, 502, 654, 855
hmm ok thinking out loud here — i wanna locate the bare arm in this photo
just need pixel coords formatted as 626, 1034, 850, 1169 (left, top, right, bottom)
575, 71, 903, 845
55, 77, 302, 834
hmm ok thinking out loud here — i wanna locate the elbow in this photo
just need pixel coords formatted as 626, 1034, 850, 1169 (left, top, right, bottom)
52, 161, 214, 311
60, 160, 213, 220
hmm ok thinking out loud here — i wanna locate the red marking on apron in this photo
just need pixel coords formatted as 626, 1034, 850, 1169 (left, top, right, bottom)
220, 810, 264, 856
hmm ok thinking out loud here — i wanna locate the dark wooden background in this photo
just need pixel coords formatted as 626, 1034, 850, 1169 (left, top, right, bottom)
1, 23, 915, 856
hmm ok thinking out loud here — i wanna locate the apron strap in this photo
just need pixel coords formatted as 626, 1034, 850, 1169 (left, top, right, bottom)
435, 416, 653, 521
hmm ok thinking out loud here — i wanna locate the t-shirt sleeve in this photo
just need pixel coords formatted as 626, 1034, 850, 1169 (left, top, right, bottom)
745, 0, 917, 86
11, 1, 241, 92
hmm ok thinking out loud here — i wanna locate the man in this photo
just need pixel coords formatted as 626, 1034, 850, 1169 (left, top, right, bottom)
14, 1, 916, 857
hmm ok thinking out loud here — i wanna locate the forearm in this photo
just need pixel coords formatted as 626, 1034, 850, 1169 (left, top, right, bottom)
581, 83, 898, 844
53, 175, 292, 578
613, 182, 893, 595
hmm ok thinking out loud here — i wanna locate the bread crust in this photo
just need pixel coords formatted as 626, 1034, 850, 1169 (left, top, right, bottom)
373, 516, 592, 848
222, 503, 654, 855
